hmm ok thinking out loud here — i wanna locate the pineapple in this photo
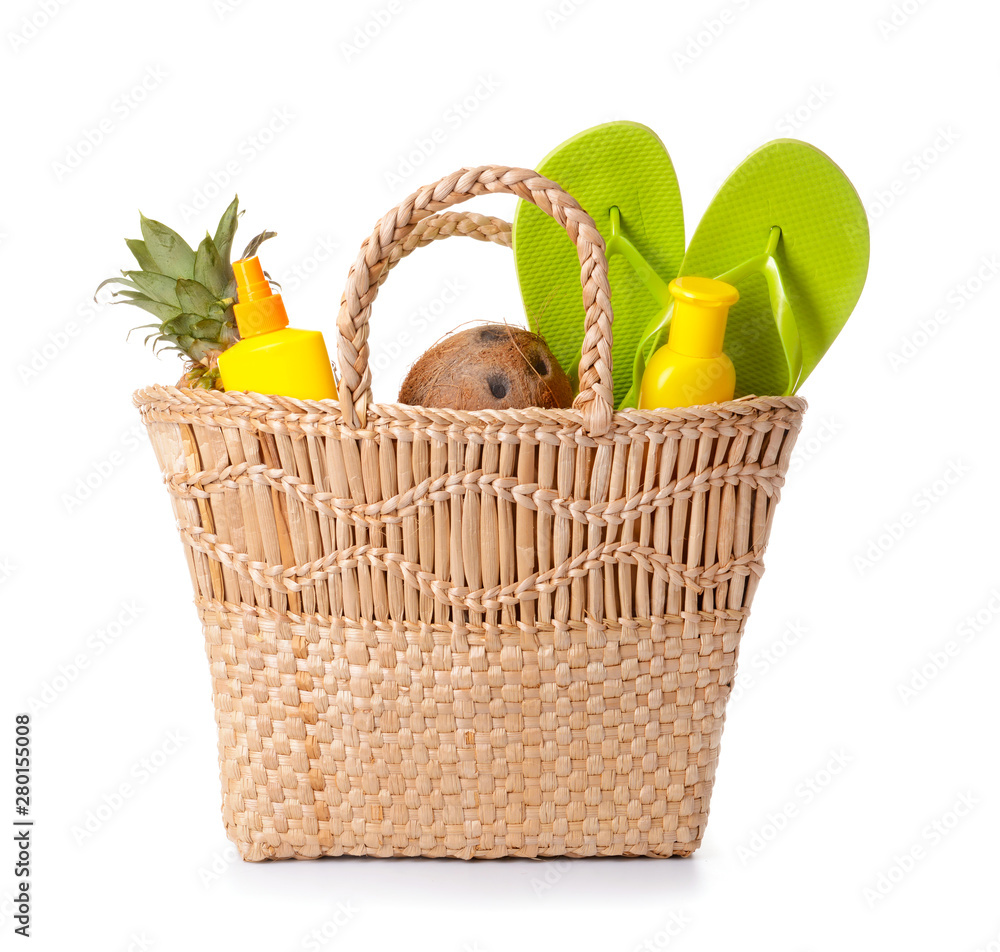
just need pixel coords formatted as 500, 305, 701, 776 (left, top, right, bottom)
99, 196, 275, 389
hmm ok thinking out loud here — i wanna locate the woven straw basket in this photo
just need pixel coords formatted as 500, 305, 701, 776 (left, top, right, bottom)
134, 167, 806, 860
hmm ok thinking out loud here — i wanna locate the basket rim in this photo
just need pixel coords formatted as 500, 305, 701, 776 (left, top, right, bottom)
133, 384, 807, 429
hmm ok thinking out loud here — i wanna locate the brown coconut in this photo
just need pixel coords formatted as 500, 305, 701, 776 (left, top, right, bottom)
398, 324, 573, 411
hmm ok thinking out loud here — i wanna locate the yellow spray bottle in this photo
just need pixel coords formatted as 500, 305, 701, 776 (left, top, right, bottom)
218, 256, 338, 401
639, 276, 739, 410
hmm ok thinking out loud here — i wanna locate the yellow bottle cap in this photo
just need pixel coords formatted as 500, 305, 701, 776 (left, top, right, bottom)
667, 276, 739, 358
232, 256, 288, 337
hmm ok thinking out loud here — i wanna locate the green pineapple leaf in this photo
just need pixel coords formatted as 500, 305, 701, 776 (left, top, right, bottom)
185, 338, 219, 361
94, 275, 140, 300
140, 214, 197, 278
190, 318, 226, 339
240, 229, 276, 261
191, 370, 220, 389
123, 270, 181, 308
213, 195, 241, 265
153, 338, 183, 352
118, 295, 183, 322
125, 238, 158, 272
194, 234, 229, 298
175, 277, 222, 316
162, 313, 201, 338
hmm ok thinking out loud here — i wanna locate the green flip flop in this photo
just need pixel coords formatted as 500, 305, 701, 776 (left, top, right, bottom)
626, 139, 870, 403
512, 121, 685, 407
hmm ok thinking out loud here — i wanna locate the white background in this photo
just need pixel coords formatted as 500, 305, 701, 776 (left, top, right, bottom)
4, 0, 999, 948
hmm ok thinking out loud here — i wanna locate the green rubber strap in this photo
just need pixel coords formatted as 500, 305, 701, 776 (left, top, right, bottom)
761, 257, 803, 394
601, 205, 675, 410
617, 225, 804, 405
713, 228, 802, 396
607, 206, 674, 309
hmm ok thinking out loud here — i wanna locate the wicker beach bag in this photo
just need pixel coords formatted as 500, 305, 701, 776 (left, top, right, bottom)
134, 166, 806, 860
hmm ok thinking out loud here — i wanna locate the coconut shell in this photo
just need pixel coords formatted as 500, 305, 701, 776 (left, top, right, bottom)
398, 324, 573, 411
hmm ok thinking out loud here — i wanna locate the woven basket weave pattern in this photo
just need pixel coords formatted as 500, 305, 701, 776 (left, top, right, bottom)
135, 168, 805, 860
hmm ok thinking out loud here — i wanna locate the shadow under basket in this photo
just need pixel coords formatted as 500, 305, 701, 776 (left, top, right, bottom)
133, 166, 807, 860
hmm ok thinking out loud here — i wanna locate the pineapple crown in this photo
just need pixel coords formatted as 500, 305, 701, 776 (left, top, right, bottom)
97, 195, 276, 389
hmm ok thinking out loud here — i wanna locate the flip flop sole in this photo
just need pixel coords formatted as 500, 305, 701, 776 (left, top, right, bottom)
513, 121, 684, 406
680, 139, 869, 397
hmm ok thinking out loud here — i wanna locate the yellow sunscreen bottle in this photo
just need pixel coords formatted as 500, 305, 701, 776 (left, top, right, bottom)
639, 276, 739, 410
218, 256, 338, 401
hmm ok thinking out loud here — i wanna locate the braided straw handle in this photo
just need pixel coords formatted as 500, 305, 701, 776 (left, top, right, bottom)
336, 166, 614, 435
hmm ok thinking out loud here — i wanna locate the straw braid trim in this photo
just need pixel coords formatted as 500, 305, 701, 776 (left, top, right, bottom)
194, 595, 748, 635
179, 525, 767, 606
166, 460, 785, 529
134, 385, 806, 442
